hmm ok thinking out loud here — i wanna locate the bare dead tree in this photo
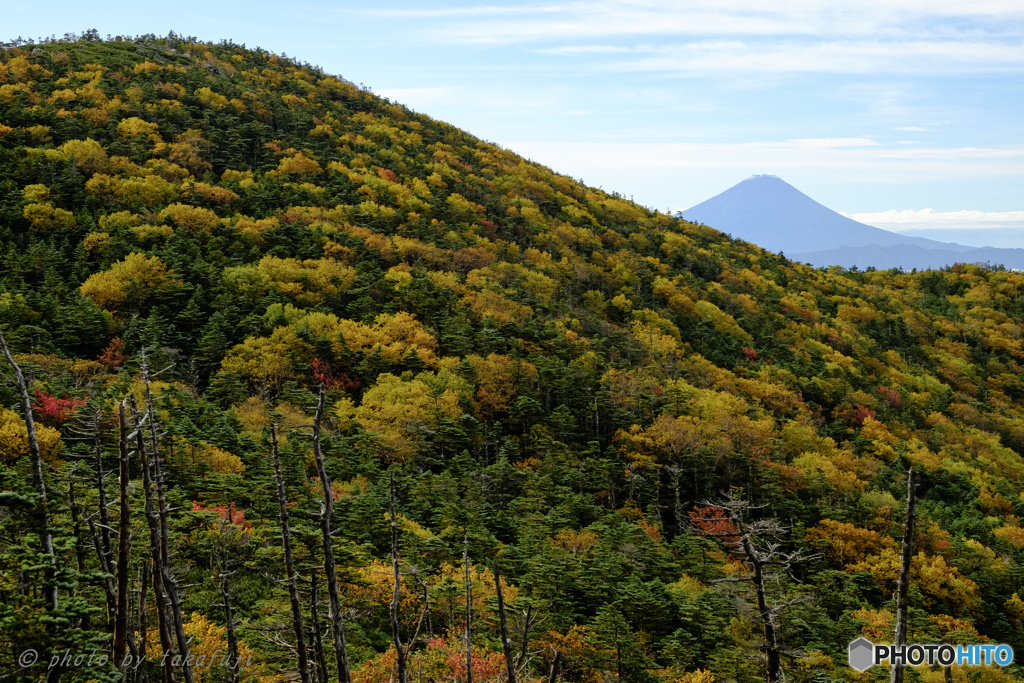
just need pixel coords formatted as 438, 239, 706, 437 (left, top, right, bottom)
271, 423, 312, 683
310, 569, 330, 683
664, 464, 686, 534
0, 325, 57, 613
217, 510, 241, 683
309, 384, 351, 683
546, 651, 561, 683
696, 495, 818, 683
129, 394, 176, 683
514, 603, 537, 677
139, 353, 194, 683
463, 532, 473, 683
390, 469, 409, 683
492, 558, 515, 683
892, 468, 916, 683
414, 571, 434, 641
67, 402, 117, 626
113, 402, 132, 670
388, 470, 429, 683
137, 562, 149, 683
65, 475, 89, 630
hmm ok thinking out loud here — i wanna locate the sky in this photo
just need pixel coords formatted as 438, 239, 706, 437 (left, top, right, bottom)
3, 0, 1023, 246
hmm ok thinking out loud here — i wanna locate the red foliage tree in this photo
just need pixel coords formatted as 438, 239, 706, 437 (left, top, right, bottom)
877, 386, 902, 410
191, 501, 251, 529
311, 358, 360, 393
689, 505, 740, 547
851, 404, 877, 427
98, 336, 127, 367
31, 390, 87, 426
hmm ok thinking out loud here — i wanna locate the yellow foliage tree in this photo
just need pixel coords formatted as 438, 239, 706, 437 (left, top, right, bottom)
163, 129, 211, 175
220, 327, 311, 392
465, 353, 537, 418
178, 613, 265, 683
277, 152, 322, 176
461, 289, 532, 324
22, 202, 76, 232
50, 138, 108, 174
160, 203, 221, 232
223, 256, 356, 305
346, 372, 462, 459
117, 116, 162, 143
174, 438, 246, 474
694, 300, 752, 344
805, 520, 895, 566
80, 252, 180, 314
0, 408, 64, 465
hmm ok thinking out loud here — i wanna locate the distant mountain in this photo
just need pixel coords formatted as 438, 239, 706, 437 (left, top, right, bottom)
791, 244, 1024, 271
680, 175, 1024, 270
679, 175, 967, 254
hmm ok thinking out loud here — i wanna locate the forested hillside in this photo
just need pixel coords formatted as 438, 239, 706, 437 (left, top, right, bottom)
1, 32, 1023, 683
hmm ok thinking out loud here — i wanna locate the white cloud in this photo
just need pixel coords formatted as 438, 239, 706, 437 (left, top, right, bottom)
786, 137, 880, 147
362, 5, 562, 19
507, 140, 1024, 175
843, 208, 1024, 230
604, 40, 1024, 74
422, 1, 1024, 41
503, 140, 1024, 210
397, 1, 1023, 74
536, 45, 633, 54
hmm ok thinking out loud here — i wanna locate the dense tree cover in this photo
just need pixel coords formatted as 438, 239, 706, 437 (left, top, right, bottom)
1, 32, 1023, 683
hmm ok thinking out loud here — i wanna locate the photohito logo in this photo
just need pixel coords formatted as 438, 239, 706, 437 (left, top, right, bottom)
848, 638, 1014, 671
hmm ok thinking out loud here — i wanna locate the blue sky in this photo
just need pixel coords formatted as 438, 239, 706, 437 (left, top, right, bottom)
3, 0, 1023, 245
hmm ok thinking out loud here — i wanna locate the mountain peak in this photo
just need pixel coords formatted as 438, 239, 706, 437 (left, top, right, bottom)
681, 176, 960, 256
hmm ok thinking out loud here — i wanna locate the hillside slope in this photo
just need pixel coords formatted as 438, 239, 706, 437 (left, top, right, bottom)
1, 34, 1024, 683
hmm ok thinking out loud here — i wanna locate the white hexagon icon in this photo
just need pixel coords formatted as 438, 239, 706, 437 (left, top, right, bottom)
848, 637, 874, 671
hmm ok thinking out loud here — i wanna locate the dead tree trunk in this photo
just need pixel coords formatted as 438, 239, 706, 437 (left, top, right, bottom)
0, 326, 57, 613
130, 395, 176, 683
463, 533, 473, 683
113, 402, 132, 669
892, 468, 916, 683
140, 354, 194, 683
667, 465, 685, 535
390, 470, 408, 683
137, 563, 148, 683
739, 533, 780, 683
310, 570, 330, 683
91, 416, 113, 572
697, 496, 818, 683
546, 651, 561, 683
514, 604, 534, 675
66, 476, 89, 631
71, 404, 117, 627
310, 385, 351, 683
492, 558, 515, 683
417, 574, 433, 641
271, 423, 312, 683
218, 514, 240, 683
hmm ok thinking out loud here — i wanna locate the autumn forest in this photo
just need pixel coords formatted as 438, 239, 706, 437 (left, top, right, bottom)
1, 31, 1023, 683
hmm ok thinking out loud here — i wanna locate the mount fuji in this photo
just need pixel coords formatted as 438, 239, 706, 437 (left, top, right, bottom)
680, 175, 1024, 271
